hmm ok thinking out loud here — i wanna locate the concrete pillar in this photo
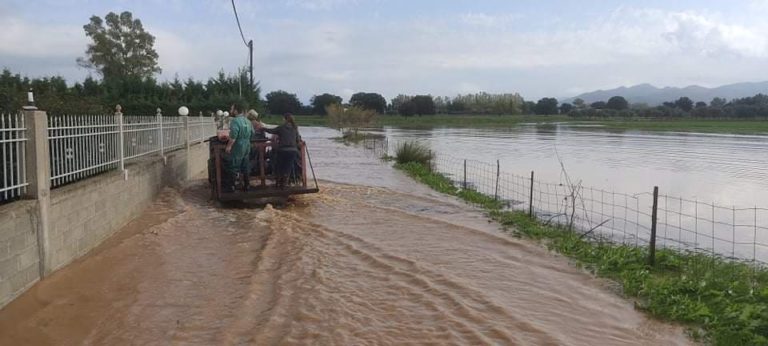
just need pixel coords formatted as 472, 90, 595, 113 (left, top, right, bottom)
183, 115, 191, 179
23, 108, 52, 277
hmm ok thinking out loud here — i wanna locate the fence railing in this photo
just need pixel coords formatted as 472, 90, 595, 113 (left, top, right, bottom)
48, 114, 120, 187
428, 152, 768, 266
0, 113, 28, 202
46, 109, 215, 188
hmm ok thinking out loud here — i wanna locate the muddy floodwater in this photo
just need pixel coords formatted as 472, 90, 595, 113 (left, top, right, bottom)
0, 128, 692, 345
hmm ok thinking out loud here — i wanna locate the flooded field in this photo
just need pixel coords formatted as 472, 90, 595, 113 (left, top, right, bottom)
0, 129, 692, 345
374, 125, 768, 262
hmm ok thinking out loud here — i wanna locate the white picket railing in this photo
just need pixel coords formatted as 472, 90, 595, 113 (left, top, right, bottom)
0, 113, 28, 202
162, 116, 185, 152
48, 111, 215, 188
123, 115, 160, 161
188, 113, 214, 143
48, 114, 120, 187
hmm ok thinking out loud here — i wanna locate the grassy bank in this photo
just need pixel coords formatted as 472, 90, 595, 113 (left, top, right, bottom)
286, 114, 768, 135
395, 161, 768, 345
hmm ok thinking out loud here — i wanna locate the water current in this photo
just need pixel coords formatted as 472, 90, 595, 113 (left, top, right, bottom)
0, 128, 692, 345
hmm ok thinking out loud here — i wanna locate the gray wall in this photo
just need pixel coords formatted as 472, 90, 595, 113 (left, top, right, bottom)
0, 142, 208, 308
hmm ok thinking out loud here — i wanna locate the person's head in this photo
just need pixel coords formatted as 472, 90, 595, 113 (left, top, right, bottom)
283, 113, 297, 128
247, 109, 259, 121
230, 100, 248, 116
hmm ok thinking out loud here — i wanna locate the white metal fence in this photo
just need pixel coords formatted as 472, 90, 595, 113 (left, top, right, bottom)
188, 114, 214, 143
49, 112, 215, 188
48, 114, 120, 187
0, 113, 28, 202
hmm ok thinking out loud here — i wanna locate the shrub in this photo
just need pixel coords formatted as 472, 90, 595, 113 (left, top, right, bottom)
395, 141, 433, 166
326, 104, 376, 136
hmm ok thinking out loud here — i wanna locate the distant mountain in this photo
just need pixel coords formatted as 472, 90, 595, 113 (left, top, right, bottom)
564, 82, 768, 105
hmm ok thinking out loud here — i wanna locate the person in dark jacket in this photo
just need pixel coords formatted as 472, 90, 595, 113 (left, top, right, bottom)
264, 113, 300, 188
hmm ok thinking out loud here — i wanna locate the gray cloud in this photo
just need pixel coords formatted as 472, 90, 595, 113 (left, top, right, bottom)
3, 5, 768, 102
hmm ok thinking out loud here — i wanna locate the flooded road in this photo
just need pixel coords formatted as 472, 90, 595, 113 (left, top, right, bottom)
0, 129, 692, 345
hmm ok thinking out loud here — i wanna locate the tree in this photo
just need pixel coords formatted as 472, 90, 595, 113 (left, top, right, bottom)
310, 93, 342, 115
695, 101, 707, 109
397, 100, 417, 116
590, 101, 607, 109
349, 92, 387, 114
411, 95, 436, 115
559, 103, 573, 114
265, 90, 302, 115
572, 98, 586, 109
674, 97, 694, 112
326, 104, 376, 136
606, 96, 629, 110
522, 101, 536, 114
77, 11, 160, 83
710, 97, 727, 108
534, 97, 558, 115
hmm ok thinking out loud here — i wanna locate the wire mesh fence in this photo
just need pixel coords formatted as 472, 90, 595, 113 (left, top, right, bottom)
430, 152, 768, 266
0, 113, 28, 203
359, 136, 768, 267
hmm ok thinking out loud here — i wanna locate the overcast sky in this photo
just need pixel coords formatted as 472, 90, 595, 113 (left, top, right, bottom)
2, 0, 768, 102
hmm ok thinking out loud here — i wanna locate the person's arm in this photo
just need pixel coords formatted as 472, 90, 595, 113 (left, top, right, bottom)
264, 125, 281, 135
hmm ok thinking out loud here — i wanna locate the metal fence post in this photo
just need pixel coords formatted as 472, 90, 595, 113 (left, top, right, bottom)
529, 171, 534, 217
156, 108, 165, 164
494, 160, 500, 201
115, 105, 127, 180
463, 159, 467, 189
649, 186, 659, 266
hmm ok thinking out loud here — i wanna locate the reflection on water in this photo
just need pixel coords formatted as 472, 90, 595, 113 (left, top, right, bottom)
0, 128, 692, 345
376, 124, 768, 207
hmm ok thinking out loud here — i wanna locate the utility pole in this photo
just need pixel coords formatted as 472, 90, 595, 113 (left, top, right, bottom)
248, 40, 254, 90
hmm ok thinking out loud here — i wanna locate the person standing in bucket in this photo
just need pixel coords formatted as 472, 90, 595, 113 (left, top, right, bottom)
265, 113, 300, 189
225, 101, 254, 192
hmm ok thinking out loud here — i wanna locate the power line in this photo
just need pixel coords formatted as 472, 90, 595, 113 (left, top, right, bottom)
231, 0, 249, 48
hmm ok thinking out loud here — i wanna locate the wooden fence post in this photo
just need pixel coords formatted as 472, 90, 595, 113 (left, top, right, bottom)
494, 160, 500, 201
649, 186, 659, 266
529, 171, 535, 217
463, 159, 467, 189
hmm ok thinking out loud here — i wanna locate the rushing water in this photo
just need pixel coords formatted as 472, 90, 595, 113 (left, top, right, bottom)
372, 124, 768, 262
0, 128, 692, 345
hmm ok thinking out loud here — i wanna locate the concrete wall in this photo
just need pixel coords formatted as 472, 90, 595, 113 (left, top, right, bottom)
0, 142, 209, 308
0, 201, 40, 308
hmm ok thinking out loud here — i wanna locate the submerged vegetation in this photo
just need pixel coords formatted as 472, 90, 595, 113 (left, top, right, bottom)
394, 161, 768, 346
394, 141, 434, 166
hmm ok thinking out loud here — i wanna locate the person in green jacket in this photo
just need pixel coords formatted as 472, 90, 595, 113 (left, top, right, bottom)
225, 102, 254, 192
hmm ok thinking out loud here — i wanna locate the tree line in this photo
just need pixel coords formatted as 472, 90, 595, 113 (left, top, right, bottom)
566, 95, 768, 119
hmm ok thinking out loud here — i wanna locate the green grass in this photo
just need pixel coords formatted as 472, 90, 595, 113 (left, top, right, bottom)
395, 161, 768, 345
394, 141, 434, 166
288, 114, 768, 135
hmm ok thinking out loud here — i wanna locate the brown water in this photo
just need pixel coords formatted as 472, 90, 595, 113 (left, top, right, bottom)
0, 130, 693, 345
